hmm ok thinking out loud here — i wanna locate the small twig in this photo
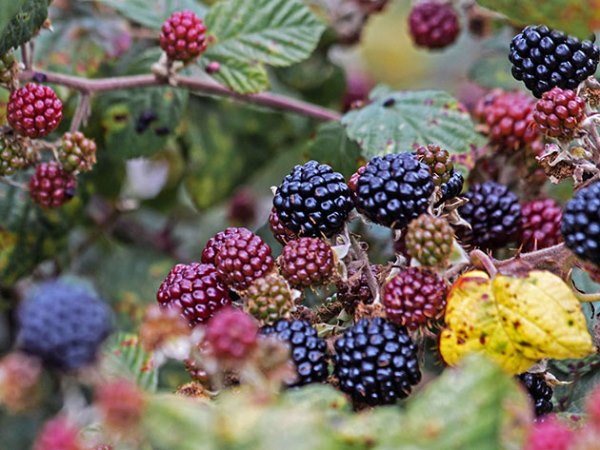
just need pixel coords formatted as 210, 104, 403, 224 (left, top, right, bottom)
0, 176, 28, 191
349, 234, 379, 304
470, 249, 498, 277
69, 92, 91, 132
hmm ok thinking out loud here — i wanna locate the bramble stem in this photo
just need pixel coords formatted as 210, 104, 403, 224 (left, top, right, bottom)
19, 69, 341, 122
349, 234, 380, 304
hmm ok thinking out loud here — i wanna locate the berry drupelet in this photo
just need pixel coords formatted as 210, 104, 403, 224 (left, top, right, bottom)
334, 317, 421, 405
509, 25, 600, 98
408, 1, 460, 50
201, 227, 245, 265
458, 181, 522, 249
159, 10, 207, 62
29, 162, 77, 208
268, 207, 298, 245
415, 144, 453, 187
16, 281, 112, 371
354, 153, 434, 229
273, 160, 354, 237
383, 267, 448, 329
244, 273, 294, 325
521, 198, 562, 251
561, 181, 600, 267
405, 214, 454, 267
156, 262, 231, 326
7, 83, 63, 138
58, 131, 97, 173
533, 87, 586, 139
204, 308, 258, 365
260, 319, 328, 387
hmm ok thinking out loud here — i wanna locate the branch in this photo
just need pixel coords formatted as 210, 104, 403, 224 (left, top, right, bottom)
19, 70, 342, 122
494, 243, 575, 279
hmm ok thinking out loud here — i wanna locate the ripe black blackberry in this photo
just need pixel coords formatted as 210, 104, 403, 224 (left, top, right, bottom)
16, 281, 112, 371
509, 25, 600, 98
260, 319, 328, 387
439, 170, 464, 202
355, 153, 434, 229
561, 181, 600, 267
517, 373, 553, 417
334, 317, 421, 405
273, 161, 354, 237
458, 181, 522, 249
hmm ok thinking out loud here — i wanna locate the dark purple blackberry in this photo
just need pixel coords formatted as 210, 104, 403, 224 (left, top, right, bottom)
355, 153, 434, 229
561, 181, 600, 267
517, 373, 553, 417
458, 181, 522, 249
260, 319, 328, 387
439, 170, 464, 203
16, 281, 112, 371
273, 161, 354, 237
333, 317, 421, 406
509, 25, 600, 98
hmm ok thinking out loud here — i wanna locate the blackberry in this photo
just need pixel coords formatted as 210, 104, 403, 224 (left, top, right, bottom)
382, 267, 448, 328
268, 207, 297, 245
214, 228, 275, 291
273, 160, 354, 237
439, 170, 464, 202
244, 273, 294, 325
533, 87, 586, 139
279, 237, 336, 288
160, 10, 207, 62
7, 83, 63, 138
415, 144, 453, 186
201, 227, 244, 265
333, 317, 421, 405
408, 1, 460, 50
458, 181, 522, 249
474, 89, 539, 150
58, 131, 97, 173
561, 181, 600, 267
405, 214, 454, 267
0, 52, 16, 87
29, 162, 77, 208
156, 262, 231, 326
260, 319, 328, 387
509, 25, 600, 98
521, 198, 562, 251
16, 281, 112, 371
0, 134, 30, 176
517, 373, 553, 417
355, 153, 434, 229
204, 308, 258, 365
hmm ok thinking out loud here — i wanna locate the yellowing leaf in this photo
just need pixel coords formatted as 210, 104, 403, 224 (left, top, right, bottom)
440, 270, 594, 374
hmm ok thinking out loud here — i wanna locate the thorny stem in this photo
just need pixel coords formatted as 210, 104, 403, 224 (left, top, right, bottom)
349, 234, 380, 304
470, 249, 498, 277
495, 243, 575, 279
19, 69, 342, 122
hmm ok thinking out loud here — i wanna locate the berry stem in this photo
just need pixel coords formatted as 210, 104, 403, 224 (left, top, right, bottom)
494, 243, 575, 279
19, 69, 341, 122
69, 92, 91, 133
349, 234, 380, 304
0, 176, 28, 191
470, 249, 498, 277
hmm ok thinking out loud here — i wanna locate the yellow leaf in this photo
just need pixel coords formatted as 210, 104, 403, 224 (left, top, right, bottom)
440, 270, 594, 374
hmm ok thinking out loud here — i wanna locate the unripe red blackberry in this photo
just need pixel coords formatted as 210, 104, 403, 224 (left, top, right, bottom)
204, 308, 258, 365
523, 415, 574, 450
415, 144, 453, 186
29, 162, 77, 208
244, 273, 294, 325
160, 10, 207, 62
533, 87, 585, 139
214, 228, 275, 291
33, 416, 83, 450
156, 262, 231, 326
58, 131, 97, 173
474, 89, 538, 150
201, 227, 244, 265
521, 198, 562, 251
0, 134, 31, 176
383, 267, 448, 329
279, 237, 336, 288
268, 208, 297, 245
405, 214, 454, 267
95, 379, 144, 433
408, 1, 460, 50
7, 83, 63, 138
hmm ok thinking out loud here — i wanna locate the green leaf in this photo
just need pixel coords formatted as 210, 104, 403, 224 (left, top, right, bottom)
476, 0, 597, 39
0, 0, 48, 56
341, 87, 485, 160
307, 121, 362, 178
468, 33, 523, 91
102, 332, 158, 392
98, 86, 188, 160
98, 0, 206, 30
203, 0, 325, 93
200, 56, 269, 94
